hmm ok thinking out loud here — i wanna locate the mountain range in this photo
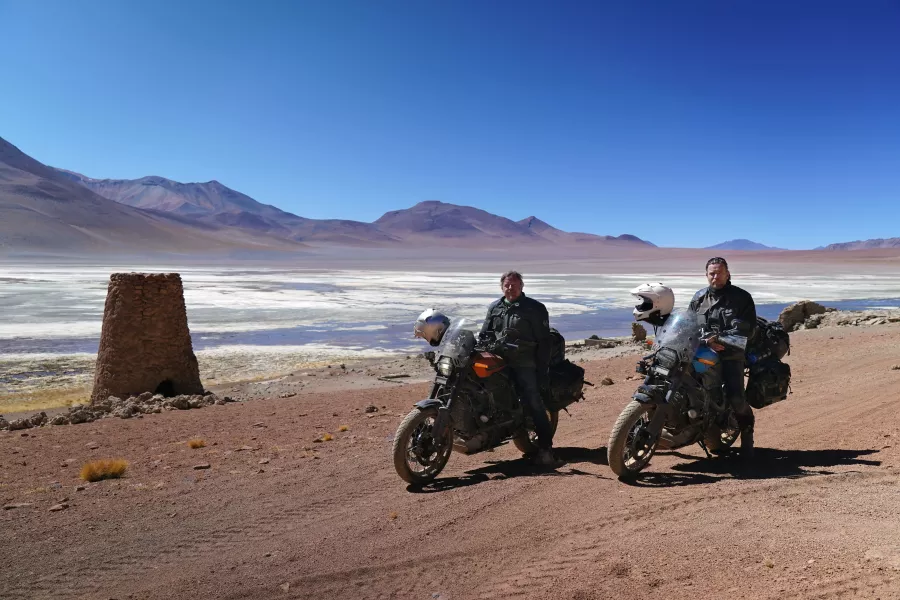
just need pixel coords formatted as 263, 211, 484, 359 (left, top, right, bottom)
818, 238, 900, 251
56, 170, 658, 247
2, 134, 896, 255
0, 137, 311, 255
0, 135, 655, 254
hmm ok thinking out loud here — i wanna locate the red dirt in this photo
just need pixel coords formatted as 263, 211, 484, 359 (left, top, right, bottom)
2, 325, 900, 599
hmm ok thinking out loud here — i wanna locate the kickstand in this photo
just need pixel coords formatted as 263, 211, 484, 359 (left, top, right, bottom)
697, 439, 712, 459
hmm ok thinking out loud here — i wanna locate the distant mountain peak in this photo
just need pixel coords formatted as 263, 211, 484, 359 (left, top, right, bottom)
517, 216, 558, 233
821, 237, 900, 251
706, 239, 781, 251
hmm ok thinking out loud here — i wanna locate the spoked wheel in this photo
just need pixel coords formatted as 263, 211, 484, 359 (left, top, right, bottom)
392, 407, 452, 485
607, 400, 659, 480
513, 410, 560, 454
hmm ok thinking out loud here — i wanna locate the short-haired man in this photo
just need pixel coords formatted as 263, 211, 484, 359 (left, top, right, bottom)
480, 271, 562, 468
689, 257, 758, 458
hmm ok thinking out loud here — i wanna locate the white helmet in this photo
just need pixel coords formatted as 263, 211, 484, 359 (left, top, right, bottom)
413, 309, 451, 346
630, 282, 674, 322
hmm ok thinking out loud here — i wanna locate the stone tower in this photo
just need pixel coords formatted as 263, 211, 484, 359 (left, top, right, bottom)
91, 273, 203, 404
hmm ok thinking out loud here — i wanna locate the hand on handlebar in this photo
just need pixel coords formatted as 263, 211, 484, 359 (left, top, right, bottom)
703, 334, 725, 352
477, 333, 518, 353
490, 337, 519, 352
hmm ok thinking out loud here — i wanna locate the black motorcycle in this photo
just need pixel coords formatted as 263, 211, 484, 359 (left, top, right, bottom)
392, 319, 586, 485
607, 309, 753, 480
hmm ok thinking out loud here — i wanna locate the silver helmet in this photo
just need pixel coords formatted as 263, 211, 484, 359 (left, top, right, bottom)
413, 309, 450, 346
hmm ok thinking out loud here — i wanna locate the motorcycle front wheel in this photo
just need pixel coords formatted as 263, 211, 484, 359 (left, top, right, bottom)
607, 400, 659, 480
392, 407, 453, 485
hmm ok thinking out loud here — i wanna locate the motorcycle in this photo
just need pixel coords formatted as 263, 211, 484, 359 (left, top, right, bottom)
392, 318, 585, 485
607, 308, 751, 480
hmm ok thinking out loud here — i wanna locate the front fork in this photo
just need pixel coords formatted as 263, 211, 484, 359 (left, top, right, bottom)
428, 377, 458, 447
633, 369, 679, 442
646, 402, 673, 439
648, 371, 684, 438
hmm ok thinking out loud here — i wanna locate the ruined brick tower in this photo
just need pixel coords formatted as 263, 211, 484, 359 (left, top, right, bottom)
91, 273, 203, 404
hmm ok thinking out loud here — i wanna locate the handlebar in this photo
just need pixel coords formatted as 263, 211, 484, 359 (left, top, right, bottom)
476, 333, 519, 353
702, 332, 748, 351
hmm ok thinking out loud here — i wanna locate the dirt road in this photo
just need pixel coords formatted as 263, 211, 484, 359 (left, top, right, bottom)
2, 325, 900, 599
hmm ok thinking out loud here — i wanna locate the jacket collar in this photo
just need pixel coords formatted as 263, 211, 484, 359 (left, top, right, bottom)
502, 293, 525, 306
708, 282, 732, 299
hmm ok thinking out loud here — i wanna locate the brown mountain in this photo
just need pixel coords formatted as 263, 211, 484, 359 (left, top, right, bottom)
55, 171, 286, 217
56, 169, 396, 245
821, 238, 900, 251
517, 216, 655, 246
375, 201, 654, 246
375, 200, 544, 241
0, 137, 306, 255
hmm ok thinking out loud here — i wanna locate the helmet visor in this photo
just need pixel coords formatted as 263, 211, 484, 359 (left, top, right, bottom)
634, 296, 654, 312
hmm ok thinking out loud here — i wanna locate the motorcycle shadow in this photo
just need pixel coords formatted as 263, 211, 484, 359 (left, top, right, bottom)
628, 447, 883, 488
406, 446, 610, 494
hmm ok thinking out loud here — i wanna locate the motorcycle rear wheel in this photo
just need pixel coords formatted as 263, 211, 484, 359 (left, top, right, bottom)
608, 400, 658, 480
512, 410, 560, 454
392, 407, 453, 485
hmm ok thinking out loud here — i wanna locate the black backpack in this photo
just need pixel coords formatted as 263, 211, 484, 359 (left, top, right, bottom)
747, 358, 791, 409
547, 359, 586, 410
543, 328, 586, 409
755, 317, 790, 360
548, 327, 566, 366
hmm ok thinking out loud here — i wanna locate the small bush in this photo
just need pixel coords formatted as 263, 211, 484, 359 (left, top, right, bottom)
80, 459, 129, 482
338, 425, 349, 432
322, 433, 334, 442
188, 438, 206, 449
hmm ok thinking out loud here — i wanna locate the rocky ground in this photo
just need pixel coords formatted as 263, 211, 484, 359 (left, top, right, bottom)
2, 316, 900, 599
778, 300, 900, 331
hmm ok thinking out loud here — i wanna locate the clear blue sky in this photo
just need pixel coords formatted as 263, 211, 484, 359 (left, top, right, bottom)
2, 0, 899, 249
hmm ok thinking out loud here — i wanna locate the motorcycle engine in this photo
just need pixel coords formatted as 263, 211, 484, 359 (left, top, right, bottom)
453, 377, 517, 437
450, 390, 480, 435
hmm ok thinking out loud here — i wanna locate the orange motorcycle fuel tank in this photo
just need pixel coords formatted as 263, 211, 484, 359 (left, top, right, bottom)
471, 352, 506, 378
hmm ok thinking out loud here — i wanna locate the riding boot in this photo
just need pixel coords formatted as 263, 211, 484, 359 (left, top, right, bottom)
532, 448, 565, 469
740, 426, 754, 459
736, 412, 755, 459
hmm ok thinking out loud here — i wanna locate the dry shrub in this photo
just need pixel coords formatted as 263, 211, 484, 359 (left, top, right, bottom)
338, 425, 349, 432
188, 438, 206, 449
322, 433, 334, 442
80, 459, 129, 482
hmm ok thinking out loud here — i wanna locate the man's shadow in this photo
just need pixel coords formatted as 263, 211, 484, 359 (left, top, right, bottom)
624, 447, 882, 488
406, 446, 609, 493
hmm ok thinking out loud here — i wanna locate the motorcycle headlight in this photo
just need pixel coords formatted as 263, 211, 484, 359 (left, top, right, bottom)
656, 347, 679, 369
436, 357, 454, 377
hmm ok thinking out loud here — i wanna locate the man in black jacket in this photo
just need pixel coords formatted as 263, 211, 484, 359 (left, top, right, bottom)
480, 270, 561, 468
688, 257, 758, 458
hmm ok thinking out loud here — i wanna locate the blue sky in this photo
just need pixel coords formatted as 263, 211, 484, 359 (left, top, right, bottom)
2, 0, 899, 249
